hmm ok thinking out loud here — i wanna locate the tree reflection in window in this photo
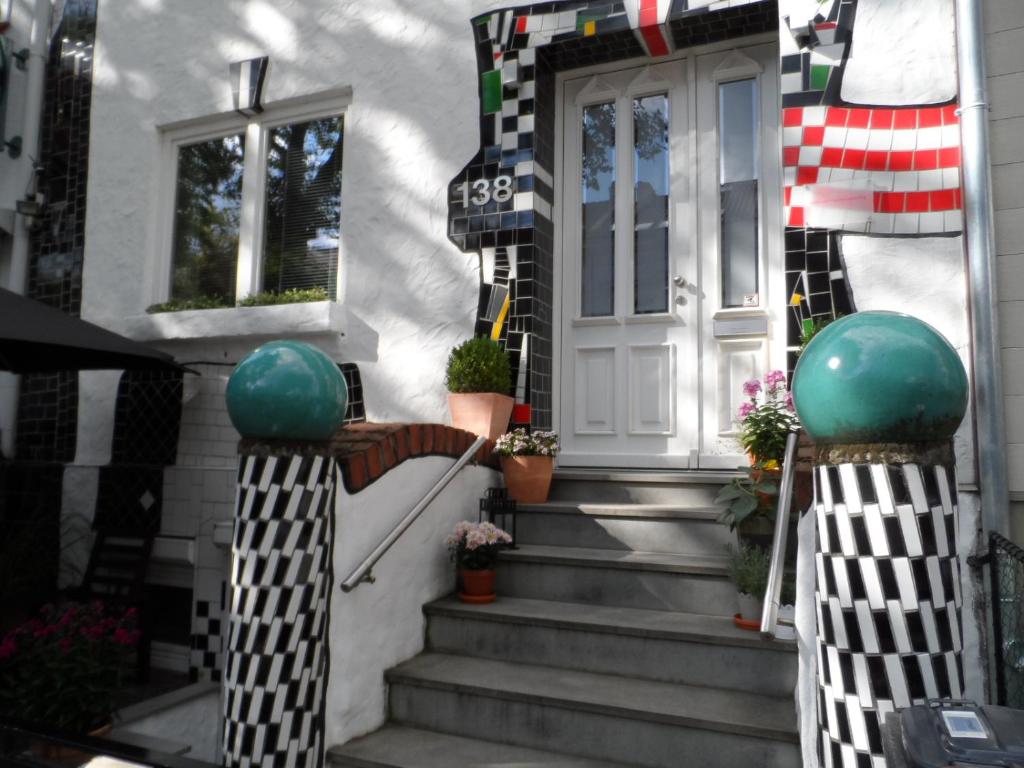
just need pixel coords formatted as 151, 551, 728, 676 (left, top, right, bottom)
262, 117, 343, 298
171, 134, 245, 302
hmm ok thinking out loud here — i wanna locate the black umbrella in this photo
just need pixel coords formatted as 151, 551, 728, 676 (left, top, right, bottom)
0, 287, 186, 373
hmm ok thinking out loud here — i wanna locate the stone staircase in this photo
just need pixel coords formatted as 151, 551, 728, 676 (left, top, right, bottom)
329, 469, 800, 768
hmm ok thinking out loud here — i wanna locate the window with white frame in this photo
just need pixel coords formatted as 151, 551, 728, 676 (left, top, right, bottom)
165, 102, 344, 306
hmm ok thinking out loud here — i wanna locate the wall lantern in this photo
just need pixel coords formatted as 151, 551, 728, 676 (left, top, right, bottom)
230, 56, 269, 117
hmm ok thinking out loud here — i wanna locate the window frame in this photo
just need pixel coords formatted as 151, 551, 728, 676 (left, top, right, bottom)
156, 92, 350, 307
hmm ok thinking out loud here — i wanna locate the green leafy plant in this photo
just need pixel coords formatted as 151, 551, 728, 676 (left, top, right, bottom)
727, 543, 772, 597
798, 315, 840, 357
237, 286, 329, 306
147, 286, 330, 313
0, 601, 140, 733
494, 428, 559, 457
445, 521, 512, 570
736, 370, 798, 466
444, 337, 512, 394
714, 464, 780, 530
146, 295, 231, 313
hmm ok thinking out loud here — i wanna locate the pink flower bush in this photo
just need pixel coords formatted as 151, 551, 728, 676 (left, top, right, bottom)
446, 520, 513, 570
0, 601, 140, 733
735, 370, 798, 466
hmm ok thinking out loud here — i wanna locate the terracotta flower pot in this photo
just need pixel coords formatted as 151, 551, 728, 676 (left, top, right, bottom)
501, 455, 554, 503
458, 568, 496, 604
448, 393, 514, 441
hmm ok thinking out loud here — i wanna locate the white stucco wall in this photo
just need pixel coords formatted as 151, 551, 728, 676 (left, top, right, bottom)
82, 0, 500, 427
327, 457, 499, 747
840, 0, 957, 106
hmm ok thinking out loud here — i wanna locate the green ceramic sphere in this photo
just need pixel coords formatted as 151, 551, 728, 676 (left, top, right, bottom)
226, 340, 348, 440
792, 311, 967, 444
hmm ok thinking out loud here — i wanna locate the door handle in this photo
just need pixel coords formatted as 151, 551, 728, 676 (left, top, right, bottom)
672, 275, 687, 288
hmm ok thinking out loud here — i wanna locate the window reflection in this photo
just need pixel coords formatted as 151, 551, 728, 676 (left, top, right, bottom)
581, 102, 615, 317
719, 78, 759, 308
633, 93, 669, 314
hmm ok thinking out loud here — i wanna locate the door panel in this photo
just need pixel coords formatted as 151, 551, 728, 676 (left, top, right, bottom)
560, 61, 693, 468
557, 45, 781, 469
628, 344, 674, 435
574, 347, 616, 434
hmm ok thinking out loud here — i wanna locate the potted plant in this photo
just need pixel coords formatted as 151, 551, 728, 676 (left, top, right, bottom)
494, 428, 560, 503
0, 601, 140, 739
736, 370, 798, 468
445, 520, 513, 604
445, 337, 514, 440
727, 543, 772, 630
714, 462, 779, 548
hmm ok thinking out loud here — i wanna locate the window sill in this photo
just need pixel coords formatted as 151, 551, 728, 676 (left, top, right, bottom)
125, 300, 346, 343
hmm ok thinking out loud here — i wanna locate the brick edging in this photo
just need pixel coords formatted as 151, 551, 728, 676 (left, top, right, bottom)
238, 423, 499, 494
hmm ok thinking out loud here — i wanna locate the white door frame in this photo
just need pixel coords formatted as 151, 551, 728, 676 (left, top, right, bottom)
552, 33, 785, 470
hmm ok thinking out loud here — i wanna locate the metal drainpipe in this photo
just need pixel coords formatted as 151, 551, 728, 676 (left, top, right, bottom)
955, 0, 1009, 538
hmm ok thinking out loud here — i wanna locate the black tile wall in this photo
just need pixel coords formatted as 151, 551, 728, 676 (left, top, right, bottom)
111, 371, 184, 466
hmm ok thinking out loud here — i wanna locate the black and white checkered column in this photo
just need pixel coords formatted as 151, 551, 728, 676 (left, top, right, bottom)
223, 454, 335, 768
813, 458, 963, 768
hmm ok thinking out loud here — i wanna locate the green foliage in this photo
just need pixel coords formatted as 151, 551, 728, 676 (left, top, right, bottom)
714, 464, 779, 531
147, 287, 329, 313
736, 372, 798, 466
238, 287, 329, 306
727, 543, 772, 597
798, 315, 840, 357
445, 337, 512, 394
0, 602, 140, 733
146, 295, 231, 313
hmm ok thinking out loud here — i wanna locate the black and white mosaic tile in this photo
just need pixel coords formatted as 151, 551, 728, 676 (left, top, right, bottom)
223, 454, 335, 768
813, 462, 963, 768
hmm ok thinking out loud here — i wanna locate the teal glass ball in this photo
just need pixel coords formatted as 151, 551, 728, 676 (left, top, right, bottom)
226, 340, 348, 440
792, 311, 967, 444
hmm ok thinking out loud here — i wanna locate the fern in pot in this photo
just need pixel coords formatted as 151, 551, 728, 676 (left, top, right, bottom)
445, 337, 514, 440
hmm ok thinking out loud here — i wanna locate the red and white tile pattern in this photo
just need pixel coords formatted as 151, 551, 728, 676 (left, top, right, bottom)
783, 105, 963, 234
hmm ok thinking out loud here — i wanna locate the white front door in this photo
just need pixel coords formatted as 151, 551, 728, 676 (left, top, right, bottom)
557, 43, 782, 469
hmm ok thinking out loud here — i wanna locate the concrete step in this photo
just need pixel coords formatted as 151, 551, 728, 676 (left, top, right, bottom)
514, 500, 734, 555
386, 653, 800, 768
549, 468, 740, 505
424, 596, 797, 697
497, 545, 737, 615
327, 724, 629, 767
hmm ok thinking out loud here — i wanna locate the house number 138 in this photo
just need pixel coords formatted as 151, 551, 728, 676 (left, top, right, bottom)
458, 176, 513, 207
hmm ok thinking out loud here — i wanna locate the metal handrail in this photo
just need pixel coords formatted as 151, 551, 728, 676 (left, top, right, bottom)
760, 430, 799, 638
340, 434, 488, 592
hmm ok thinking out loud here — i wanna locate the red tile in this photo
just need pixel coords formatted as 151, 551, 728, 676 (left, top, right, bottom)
888, 151, 913, 171
803, 126, 825, 146
789, 207, 805, 227
842, 149, 866, 170
953, 188, 963, 208
516, 15, 527, 33
847, 109, 870, 128
825, 108, 849, 127
876, 192, 905, 214
870, 109, 894, 130
942, 104, 960, 125
797, 166, 819, 185
905, 191, 930, 213
930, 189, 956, 210
784, 187, 792, 205
821, 147, 844, 167
918, 108, 943, 128
938, 146, 961, 167
783, 146, 801, 166
512, 404, 531, 424
913, 150, 939, 171
893, 109, 918, 130
783, 108, 804, 128
865, 151, 889, 171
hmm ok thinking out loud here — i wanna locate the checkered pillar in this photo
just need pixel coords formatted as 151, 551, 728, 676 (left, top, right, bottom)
223, 454, 336, 768
813, 457, 963, 768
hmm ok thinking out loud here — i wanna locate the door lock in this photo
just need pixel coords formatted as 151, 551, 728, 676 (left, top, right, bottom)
672, 275, 688, 288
